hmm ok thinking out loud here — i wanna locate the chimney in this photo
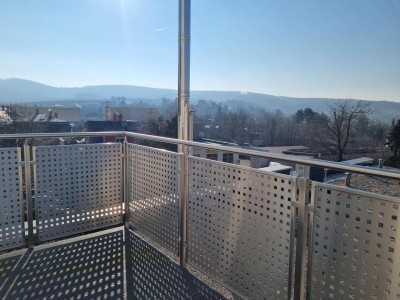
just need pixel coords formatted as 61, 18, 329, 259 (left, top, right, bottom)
112, 112, 123, 122
36, 108, 39, 115
48, 109, 53, 120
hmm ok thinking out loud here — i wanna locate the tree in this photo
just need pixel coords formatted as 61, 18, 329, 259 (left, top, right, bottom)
293, 108, 321, 147
162, 115, 178, 138
387, 119, 400, 156
315, 101, 370, 162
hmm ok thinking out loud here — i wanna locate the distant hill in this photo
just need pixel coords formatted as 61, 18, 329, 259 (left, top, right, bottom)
0, 78, 177, 102
0, 78, 399, 121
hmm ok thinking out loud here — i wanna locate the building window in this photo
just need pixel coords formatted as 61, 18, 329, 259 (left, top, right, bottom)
223, 153, 234, 163
115, 137, 124, 143
206, 153, 218, 161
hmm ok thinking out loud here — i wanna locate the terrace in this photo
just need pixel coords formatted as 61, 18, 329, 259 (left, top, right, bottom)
1, 131, 400, 300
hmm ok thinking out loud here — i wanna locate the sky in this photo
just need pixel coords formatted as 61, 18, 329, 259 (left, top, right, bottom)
0, 0, 399, 102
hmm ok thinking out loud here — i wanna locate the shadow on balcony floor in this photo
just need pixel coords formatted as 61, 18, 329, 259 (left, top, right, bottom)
0, 227, 225, 300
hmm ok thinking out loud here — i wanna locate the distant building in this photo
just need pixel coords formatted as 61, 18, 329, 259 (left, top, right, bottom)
193, 139, 240, 164
28, 106, 83, 122
0, 121, 72, 147
0, 105, 12, 123
31, 108, 68, 122
251, 139, 265, 147
85, 120, 139, 144
105, 105, 158, 122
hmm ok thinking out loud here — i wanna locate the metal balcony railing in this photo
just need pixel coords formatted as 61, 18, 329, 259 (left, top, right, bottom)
1, 131, 399, 300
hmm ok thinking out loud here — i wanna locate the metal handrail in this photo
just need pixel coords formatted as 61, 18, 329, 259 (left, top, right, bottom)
1, 131, 399, 180
0, 131, 124, 139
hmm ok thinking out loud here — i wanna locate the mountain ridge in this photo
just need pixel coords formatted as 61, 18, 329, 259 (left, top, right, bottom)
1, 78, 399, 121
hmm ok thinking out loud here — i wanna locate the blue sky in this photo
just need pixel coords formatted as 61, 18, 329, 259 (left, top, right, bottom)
0, 0, 399, 101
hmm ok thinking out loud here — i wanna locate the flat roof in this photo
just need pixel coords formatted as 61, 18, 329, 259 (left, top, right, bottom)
343, 157, 374, 165
253, 146, 309, 154
259, 165, 292, 172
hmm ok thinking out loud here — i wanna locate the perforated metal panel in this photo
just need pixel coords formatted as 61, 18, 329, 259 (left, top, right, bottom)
33, 144, 123, 242
188, 157, 294, 300
0, 148, 24, 251
3, 229, 124, 300
309, 183, 400, 300
127, 144, 179, 254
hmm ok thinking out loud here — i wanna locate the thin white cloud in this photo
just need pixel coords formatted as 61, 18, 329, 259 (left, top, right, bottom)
153, 28, 165, 32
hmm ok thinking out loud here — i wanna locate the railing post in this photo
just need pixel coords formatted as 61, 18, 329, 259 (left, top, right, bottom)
24, 140, 35, 247
294, 177, 310, 300
179, 146, 189, 266
289, 179, 297, 300
378, 158, 384, 168
306, 182, 317, 300
123, 137, 129, 227
345, 172, 352, 186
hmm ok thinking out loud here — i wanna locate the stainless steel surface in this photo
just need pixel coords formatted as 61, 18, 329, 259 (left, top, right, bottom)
2, 133, 400, 299
1, 131, 400, 180
0, 131, 124, 139
306, 183, 317, 300
0, 227, 226, 300
0, 148, 24, 251
125, 132, 400, 180
308, 182, 400, 300
188, 110, 194, 155
179, 151, 189, 266
187, 157, 293, 299
187, 262, 247, 300
178, 0, 191, 146
294, 177, 310, 300
23, 143, 34, 247
127, 144, 180, 254
189, 110, 194, 142
289, 179, 298, 300
123, 139, 128, 226
33, 144, 123, 242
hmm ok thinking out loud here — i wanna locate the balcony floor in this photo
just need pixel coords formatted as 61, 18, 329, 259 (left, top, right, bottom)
0, 227, 226, 300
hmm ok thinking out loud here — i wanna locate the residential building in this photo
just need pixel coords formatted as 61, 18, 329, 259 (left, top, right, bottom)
0, 105, 12, 123
105, 105, 158, 122
85, 120, 139, 143
192, 138, 240, 164
28, 106, 83, 122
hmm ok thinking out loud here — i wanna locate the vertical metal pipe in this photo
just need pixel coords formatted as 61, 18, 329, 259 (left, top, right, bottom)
123, 139, 129, 227
306, 182, 317, 300
294, 177, 310, 300
24, 141, 34, 247
188, 110, 194, 142
178, 0, 191, 267
378, 159, 383, 168
179, 150, 189, 266
17, 148, 25, 247
178, 0, 191, 148
345, 172, 351, 186
188, 110, 194, 155
288, 178, 298, 300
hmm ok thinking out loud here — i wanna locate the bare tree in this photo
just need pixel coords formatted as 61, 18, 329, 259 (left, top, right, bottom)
315, 101, 371, 161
